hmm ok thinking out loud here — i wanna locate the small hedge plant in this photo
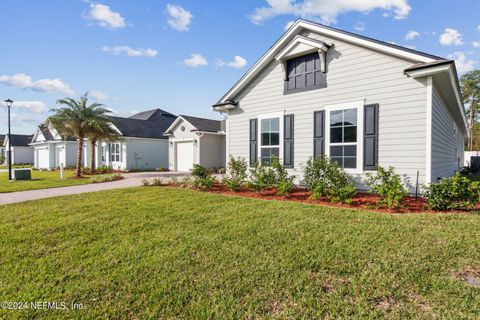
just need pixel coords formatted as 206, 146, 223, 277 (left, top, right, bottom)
304, 156, 356, 204
248, 157, 295, 195
223, 156, 248, 191
365, 166, 408, 209
423, 173, 480, 210
191, 164, 215, 191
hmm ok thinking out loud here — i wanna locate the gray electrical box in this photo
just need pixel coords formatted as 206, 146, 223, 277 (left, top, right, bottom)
14, 168, 32, 180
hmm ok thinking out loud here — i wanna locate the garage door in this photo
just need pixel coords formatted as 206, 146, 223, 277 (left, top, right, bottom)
176, 142, 194, 172
37, 149, 49, 168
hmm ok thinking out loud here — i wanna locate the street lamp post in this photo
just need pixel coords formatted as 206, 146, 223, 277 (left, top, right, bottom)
4, 99, 13, 181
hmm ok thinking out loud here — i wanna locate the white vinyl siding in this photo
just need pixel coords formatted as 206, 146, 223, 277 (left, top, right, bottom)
431, 85, 463, 181
227, 29, 428, 186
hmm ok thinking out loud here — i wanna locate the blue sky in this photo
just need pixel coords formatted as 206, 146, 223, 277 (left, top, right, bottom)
1, 0, 479, 134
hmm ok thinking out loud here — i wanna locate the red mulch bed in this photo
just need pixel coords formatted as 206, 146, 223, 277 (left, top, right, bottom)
182, 184, 478, 214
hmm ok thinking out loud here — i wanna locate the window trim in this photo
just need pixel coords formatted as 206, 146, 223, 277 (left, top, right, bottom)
257, 112, 285, 166
110, 142, 121, 163
324, 100, 365, 174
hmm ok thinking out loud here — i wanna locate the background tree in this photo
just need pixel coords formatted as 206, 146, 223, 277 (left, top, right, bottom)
88, 120, 119, 173
460, 70, 480, 151
48, 93, 112, 178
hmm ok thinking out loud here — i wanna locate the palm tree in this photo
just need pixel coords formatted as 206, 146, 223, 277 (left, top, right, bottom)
87, 119, 119, 173
460, 70, 480, 151
48, 93, 112, 178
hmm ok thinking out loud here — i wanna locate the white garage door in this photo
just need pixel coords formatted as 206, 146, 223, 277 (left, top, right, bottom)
37, 149, 49, 168
176, 142, 194, 172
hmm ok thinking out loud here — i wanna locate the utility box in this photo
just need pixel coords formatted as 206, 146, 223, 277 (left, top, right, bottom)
14, 168, 32, 180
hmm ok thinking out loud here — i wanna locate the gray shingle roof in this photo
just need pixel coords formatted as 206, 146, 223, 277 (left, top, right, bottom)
180, 115, 224, 133
129, 109, 175, 120
8, 134, 34, 147
38, 124, 54, 141
110, 109, 176, 139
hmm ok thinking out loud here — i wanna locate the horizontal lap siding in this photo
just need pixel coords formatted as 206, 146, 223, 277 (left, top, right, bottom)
431, 86, 461, 181
228, 30, 427, 186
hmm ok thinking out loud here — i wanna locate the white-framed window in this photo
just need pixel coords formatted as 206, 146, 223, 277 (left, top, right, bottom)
110, 143, 121, 162
258, 112, 284, 166
325, 101, 364, 173
101, 145, 106, 162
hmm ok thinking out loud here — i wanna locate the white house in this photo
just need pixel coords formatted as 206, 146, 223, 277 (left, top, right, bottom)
86, 109, 176, 171
3, 134, 34, 165
164, 115, 226, 171
30, 123, 78, 169
213, 19, 468, 190
0, 135, 4, 163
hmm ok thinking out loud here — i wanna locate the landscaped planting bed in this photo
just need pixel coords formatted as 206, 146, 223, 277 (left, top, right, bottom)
156, 156, 480, 214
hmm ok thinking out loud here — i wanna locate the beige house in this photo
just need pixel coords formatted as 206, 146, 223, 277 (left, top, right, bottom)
164, 115, 226, 171
213, 19, 467, 190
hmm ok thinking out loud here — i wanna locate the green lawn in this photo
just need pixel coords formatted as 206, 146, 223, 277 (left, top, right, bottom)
0, 170, 93, 193
0, 188, 479, 319
0, 164, 33, 169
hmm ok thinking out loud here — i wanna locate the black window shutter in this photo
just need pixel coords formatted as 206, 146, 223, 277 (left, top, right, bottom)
364, 104, 379, 170
284, 114, 294, 168
313, 111, 325, 157
249, 119, 258, 166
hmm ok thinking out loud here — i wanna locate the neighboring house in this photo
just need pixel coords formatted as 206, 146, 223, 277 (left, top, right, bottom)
0, 134, 4, 163
30, 123, 78, 169
164, 115, 226, 171
3, 134, 34, 165
213, 19, 468, 190
86, 109, 176, 171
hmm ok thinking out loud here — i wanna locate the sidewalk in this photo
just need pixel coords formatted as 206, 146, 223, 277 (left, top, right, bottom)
0, 172, 188, 205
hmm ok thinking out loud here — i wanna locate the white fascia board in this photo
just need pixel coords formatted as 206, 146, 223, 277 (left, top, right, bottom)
274, 35, 330, 61
404, 64, 451, 78
212, 104, 237, 112
218, 20, 436, 104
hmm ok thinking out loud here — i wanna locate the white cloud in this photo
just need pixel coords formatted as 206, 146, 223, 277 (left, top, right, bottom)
439, 28, 464, 46
404, 30, 420, 41
0, 73, 75, 95
106, 107, 139, 118
166, 4, 193, 31
85, 3, 126, 29
473, 41, 480, 48
217, 56, 248, 69
354, 21, 365, 32
249, 0, 411, 25
404, 44, 416, 49
448, 51, 476, 74
183, 54, 208, 67
89, 91, 110, 101
101, 46, 158, 57
478, 25, 480, 32
0, 100, 48, 113
284, 20, 295, 31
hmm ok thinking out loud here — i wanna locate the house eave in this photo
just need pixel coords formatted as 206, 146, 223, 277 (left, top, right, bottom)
406, 62, 468, 135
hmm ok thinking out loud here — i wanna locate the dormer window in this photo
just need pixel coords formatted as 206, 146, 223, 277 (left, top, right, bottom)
275, 35, 330, 95
285, 53, 326, 93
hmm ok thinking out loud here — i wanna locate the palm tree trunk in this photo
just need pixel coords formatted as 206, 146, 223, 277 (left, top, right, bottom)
91, 139, 96, 173
76, 136, 84, 178
470, 103, 475, 151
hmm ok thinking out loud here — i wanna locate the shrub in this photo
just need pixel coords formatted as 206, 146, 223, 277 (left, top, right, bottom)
92, 173, 124, 183
141, 178, 151, 186
305, 157, 356, 204
0, 154, 5, 165
191, 164, 208, 179
192, 176, 216, 191
223, 156, 248, 191
151, 177, 163, 186
97, 165, 113, 174
169, 176, 178, 186
365, 166, 408, 209
271, 158, 295, 196
180, 176, 192, 188
424, 173, 480, 210
248, 162, 276, 192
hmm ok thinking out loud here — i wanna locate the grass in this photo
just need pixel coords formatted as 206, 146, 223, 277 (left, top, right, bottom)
0, 170, 93, 193
0, 164, 33, 169
0, 188, 479, 319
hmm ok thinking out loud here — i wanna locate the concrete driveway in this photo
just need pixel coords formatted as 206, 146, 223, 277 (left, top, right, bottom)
0, 171, 189, 205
